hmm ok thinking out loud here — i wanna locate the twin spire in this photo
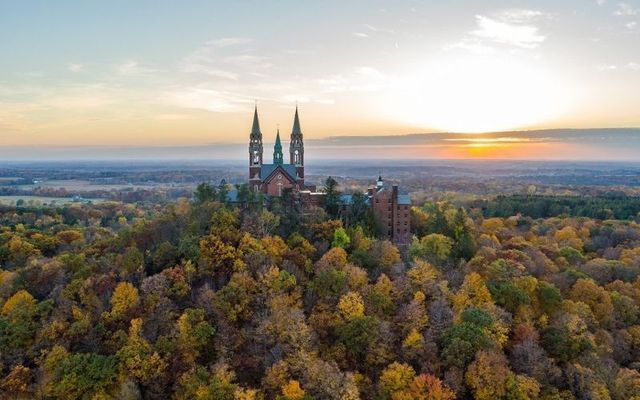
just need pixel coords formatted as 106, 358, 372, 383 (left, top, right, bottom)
250, 105, 302, 165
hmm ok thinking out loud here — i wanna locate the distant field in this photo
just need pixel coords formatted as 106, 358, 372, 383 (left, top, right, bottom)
0, 195, 105, 206
15, 179, 160, 191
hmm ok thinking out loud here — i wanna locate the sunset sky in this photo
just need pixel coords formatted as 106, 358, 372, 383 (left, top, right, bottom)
1, 1, 639, 159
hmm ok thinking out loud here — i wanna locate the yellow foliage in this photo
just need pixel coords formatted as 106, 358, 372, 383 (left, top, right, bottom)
379, 362, 416, 398
402, 328, 424, 350
234, 388, 260, 400
2, 289, 36, 316
109, 282, 139, 318
56, 230, 84, 244
451, 272, 493, 316
569, 279, 614, 327
407, 260, 439, 291
482, 218, 505, 234
315, 247, 348, 271
338, 291, 365, 320
555, 226, 583, 250
281, 380, 306, 400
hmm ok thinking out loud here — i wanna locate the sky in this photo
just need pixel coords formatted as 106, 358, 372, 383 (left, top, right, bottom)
0, 0, 639, 159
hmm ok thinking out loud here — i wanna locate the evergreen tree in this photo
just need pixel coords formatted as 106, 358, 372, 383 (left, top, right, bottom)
194, 183, 217, 204
323, 177, 341, 218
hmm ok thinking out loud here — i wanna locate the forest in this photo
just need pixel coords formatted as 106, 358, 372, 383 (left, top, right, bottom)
474, 193, 640, 220
1, 181, 640, 399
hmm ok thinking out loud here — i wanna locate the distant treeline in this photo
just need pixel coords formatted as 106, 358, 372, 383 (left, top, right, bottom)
471, 193, 640, 219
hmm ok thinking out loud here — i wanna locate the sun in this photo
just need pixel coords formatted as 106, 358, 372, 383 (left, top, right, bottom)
385, 55, 572, 133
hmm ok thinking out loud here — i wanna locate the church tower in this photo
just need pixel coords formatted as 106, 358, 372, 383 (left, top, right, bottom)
249, 106, 263, 191
273, 129, 284, 165
289, 106, 304, 185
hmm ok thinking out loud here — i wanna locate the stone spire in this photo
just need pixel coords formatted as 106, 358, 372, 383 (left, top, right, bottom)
250, 105, 261, 139
273, 128, 283, 165
289, 106, 304, 166
292, 106, 302, 137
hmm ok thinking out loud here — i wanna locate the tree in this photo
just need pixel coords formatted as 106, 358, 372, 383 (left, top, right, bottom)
569, 278, 614, 327
194, 182, 217, 204
409, 234, 453, 265
177, 308, 216, 363
117, 318, 166, 384
323, 177, 341, 218
332, 227, 351, 249
378, 362, 416, 400
403, 374, 456, 400
465, 350, 540, 400
1, 290, 39, 352
335, 315, 380, 364
107, 282, 139, 320
199, 234, 239, 286
49, 352, 118, 400
280, 380, 309, 400
337, 291, 365, 320
0, 364, 32, 399
451, 208, 476, 260
175, 364, 239, 400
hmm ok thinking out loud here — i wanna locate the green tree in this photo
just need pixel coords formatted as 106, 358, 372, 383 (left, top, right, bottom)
332, 227, 351, 249
409, 233, 453, 265
194, 182, 217, 204
323, 177, 341, 218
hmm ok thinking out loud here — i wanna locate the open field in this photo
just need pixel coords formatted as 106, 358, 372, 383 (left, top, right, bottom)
0, 195, 106, 206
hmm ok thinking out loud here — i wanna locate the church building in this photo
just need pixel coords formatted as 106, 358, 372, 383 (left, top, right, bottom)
245, 106, 411, 244
248, 106, 308, 196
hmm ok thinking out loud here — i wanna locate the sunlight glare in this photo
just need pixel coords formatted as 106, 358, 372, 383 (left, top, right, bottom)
386, 56, 573, 133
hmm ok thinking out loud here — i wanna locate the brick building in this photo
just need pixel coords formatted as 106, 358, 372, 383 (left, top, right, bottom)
369, 177, 412, 244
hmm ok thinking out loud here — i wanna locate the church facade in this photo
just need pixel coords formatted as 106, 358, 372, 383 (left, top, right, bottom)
248, 106, 308, 196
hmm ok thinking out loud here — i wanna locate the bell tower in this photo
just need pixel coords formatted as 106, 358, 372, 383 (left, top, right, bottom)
289, 106, 304, 186
249, 106, 263, 191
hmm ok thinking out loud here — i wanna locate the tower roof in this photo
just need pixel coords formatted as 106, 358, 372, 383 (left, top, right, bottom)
251, 105, 261, 136
274, 128, 282, 150
291, 106, 302, 137
273, 128, 283, 165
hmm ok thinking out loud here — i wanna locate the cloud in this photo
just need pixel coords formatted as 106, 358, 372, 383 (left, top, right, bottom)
67, 63, 84, 73
179, 37, 269, 79
497, 9, 545, 23
595, 61, 640, 71
354, 32, 369, 38
162, 85, 248, 113
363, 24, 395, 34
597, 0, 606, 5
316, 67, 395, 93
614, 3, 639, 16
625, 21, 638, 29
116, 60, 156, 76
449, 9, 547, 53
471, 14, 546, 48
206, 37, 253, 47
627, 62, 640, 70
